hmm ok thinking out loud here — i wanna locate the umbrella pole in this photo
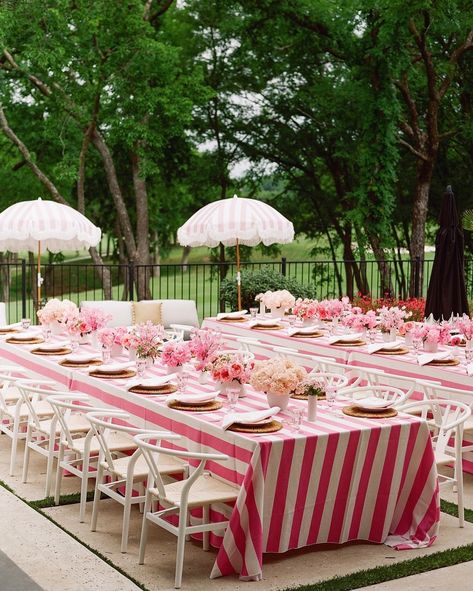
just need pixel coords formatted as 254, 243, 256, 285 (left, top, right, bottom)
37, 240, 42, 309
236, 239, 242, 311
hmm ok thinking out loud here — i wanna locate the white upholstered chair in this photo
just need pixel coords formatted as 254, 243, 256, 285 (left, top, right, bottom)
0, 302, 6, 325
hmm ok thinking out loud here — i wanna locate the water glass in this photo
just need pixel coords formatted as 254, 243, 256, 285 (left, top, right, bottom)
136, 358, 147, 379
177, 371, 190, 394
288, 406, 304, 432
367, 328, 377, 344
249, 307, 258, 319
412, 337, 422, 359
21, 318, 31, 330
102, 345, 111, 364
226, 387, 239, 412
325, 385, 337, 411
70, 335, 79, 352
42, 326, 51, 343
287, 315, 297, 327
465, 348, 473, 365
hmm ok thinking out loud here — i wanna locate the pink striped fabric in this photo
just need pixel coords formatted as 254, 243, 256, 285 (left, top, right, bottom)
177, 195, 294, 248
0, 333, 439, 581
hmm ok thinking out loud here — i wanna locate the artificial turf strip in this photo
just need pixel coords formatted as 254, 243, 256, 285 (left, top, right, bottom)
3, 478, 473, 591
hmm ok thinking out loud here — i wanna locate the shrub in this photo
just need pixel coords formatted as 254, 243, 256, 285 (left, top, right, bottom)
352, 294, 426, 322
220, 268, 317, 311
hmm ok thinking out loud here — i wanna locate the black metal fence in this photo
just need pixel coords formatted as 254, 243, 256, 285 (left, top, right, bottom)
0, 256, 469, 323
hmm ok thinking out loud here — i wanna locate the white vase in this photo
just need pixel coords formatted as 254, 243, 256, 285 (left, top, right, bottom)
168, 365, 183, 375
90, 331, 99, 350
307, 396, 317, 422
423, 341, 438, 353
302, 318, 315, 327
219, 379, 246, 398
198, 371, 210, 384
128, 348, 137, 361
270, 307, 285, 319
382, 328, 396, 342
266, 391, 290, 411
404, 332, 413, 347
50, 320, 64, 336
111, 343, 123, 358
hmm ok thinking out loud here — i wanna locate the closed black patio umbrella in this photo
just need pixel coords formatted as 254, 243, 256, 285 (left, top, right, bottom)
425, 186, 469, 320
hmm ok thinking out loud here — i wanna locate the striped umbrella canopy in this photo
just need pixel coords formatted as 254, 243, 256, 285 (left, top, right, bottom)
0, 198, 101, 305
178, 195, 294, 309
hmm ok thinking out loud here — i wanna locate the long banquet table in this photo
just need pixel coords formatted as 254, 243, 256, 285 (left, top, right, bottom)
0, 331, 440, 580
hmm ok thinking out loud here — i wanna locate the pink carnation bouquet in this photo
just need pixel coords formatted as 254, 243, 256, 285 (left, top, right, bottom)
377, 305, 411, 333
411, 322, 451, 345
250, 357, 307, 396
317, 298, 350, 320
293, 298, 319, 320
79, 307, 112, 332
37, 298, 78, 325
343, 309, 377, 331
131, 321, 165, 360
457, 316, 473, 341
97, 326, 128, 349
188, 328, 222, 371
208, 353, 254, 384
258, 290, 295, 310
161, 340, 192, 367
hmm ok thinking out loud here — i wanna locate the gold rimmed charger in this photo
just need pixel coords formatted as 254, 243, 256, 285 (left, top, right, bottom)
31, 347, 72, 356
59, 359, 103, 368
167, 399, 222, 412
89, 369, 136, 379
289, 330, 323, 339
376, 347, 409, 355
250, 324, 285, 331
227, 419, 283, 433
0, 328, 20, 334
217, 317, 248, 323
426, 358, 460, 367
342, 405, 398, 419
128, 384, 177, 395
331, 339, 366, 347
6, 337, 44, 345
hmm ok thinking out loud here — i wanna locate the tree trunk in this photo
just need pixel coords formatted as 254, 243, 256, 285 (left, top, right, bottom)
131, 150, 151, 300
180, 246, 191, 271
368, 233, 393, 298
89, 246, 112, 299
409, 162, 434, 296
0, 253, 11, 305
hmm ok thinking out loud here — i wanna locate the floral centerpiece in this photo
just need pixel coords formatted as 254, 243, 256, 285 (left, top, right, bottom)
411, 322, 451, 353
250, 357, 307, 410
377, 305, 411, 340
457, 316, 473, 346
79, 307, 111, 333
207, 352, 253, 396
132, 321, 165, 361
37, 299, 78, 333
97, 326, 128, 356
317, 297, 351, 321
161, 340, 192, 371
258, 290, 295, 318
293, 298, 319, 323
188, 328, 222, 371
342, 309, 377, 332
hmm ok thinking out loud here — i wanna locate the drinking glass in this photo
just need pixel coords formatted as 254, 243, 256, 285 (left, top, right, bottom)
367, 328, 377, 344
325, 384, 337, 412
102, 345, 111, 364
21, 318, 31, 330
226, 387, 239, 412
177, 371, 190, 394
70, 335, 79, 352
136, 358, 147, 379
42, 326, 51, 343
465, 348, 473, 365
249, 307, 258, 319
287, 315, 297, 327
288, 406, 304, 432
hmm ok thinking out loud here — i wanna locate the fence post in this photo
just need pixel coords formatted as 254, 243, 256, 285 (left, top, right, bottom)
128, 261, 135, 301
21, 259, 27, 319
281, 257, 287, 277
414, 256, 421, 298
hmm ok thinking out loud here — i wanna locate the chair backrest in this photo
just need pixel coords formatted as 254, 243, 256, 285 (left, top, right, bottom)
46, 395, 108, 448
400, 399, 471, 457
156, 300, 199, 329
355, 368, 417, 400
215, 349, 255, 364
419, 381, 473, 408
0, 367, 38, 413
305, 371, 349, 391
80, 300, 132, 327
234, 336, 267, 356
86, 411, 173, 473
134, 433, 227, 502
16, 382, 66, 429
0, 302, 6, 325
339, 384, 408, 407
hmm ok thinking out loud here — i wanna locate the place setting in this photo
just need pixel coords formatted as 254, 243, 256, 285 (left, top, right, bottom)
366, 340, 409, 355
165, 390, 223, 412
128, 374, 178, 395
327, 332, 366, 347
249, 318, 285, 331
342, 397, 399, 419
5, 330, 44, 345
416, 350, 460, 367
89, 361, 137, 379
59, 352, 103, 368
287, 324, 324, 339
216, 309, 249, 323
221, 406, 283, 434
31, 341, 72, 355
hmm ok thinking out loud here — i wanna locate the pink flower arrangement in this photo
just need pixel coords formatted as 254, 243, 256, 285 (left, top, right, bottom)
161, 340, 192, 367
457, 316, 473, 341
316, 298, 349, 320
257, 290, 295, 310
97, 326, 128, 348
377, 305, 411, 332
449, 335, 463, 347
411, 322, 451, 345
343, 310, 377, 331
398, 320, 415, 336
79, 307, 112, 332
208, 353, 254, 384
293, 298, 319, 320
37, 298, 78, 325
121, 331, 140, 351
131, 321, 165, 359
188, 328, 223, 371
250, 357, 307, 396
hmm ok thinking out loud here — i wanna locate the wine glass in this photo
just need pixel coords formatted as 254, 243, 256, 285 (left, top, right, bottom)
412, 336, 422, 360
177, 371, 190, 394
21, 318, 31, 330
226, 387, 239, 412
136, 358, 147, 379
249, 307, 258, 319
70, 334, 79, 352
288, 406, 304, 432
367, 328, 377, 344
325, 384, 337, 412
102, 345, 111, 364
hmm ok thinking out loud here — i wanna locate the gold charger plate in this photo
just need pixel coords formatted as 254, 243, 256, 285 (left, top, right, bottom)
250, 324, 285, 331
290, 331, 323, 339
128, 384, 177, 395
6, 337, 44, 345
168, 400, 222, 412
227, 419, 283, 433
217, 317, 248, 323
291, 393, 326, 401
331, 339, 366, 347
59, 359, 103, 368
343, 405, 398, 419
426, 358, 460, 367
31, 347, 72, 356
376, 347, 409, 355
0, 328, 20, 334
89, 369, 136, 379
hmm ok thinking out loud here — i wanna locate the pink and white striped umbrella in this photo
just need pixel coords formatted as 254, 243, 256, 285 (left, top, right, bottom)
177, 194, 294, 248
0, 198, 101, 253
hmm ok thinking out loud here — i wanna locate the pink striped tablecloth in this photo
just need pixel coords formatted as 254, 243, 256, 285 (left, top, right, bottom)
0, 332, 440, 581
